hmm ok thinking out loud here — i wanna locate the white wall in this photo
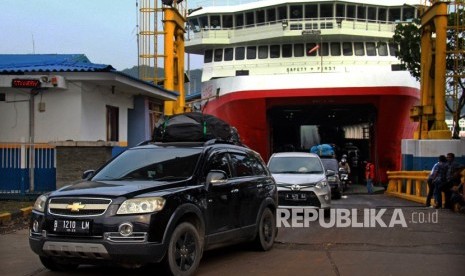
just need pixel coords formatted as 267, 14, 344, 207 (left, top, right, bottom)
0, 78, 133, 144
0, 90, 30, 142
80, 83, 133, 143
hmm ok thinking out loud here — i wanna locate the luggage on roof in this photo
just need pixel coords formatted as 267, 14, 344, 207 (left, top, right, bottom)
310, 144, 335, 157
152, 112, 240, 143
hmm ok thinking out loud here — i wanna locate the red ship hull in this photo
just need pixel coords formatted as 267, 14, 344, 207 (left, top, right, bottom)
203, 86, 419, 184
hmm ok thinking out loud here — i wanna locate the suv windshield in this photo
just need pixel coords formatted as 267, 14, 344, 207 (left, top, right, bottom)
268, 156, 324, 174
92, 147, 202, 181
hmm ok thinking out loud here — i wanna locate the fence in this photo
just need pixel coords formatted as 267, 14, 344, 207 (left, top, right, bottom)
0, 143, 56, 199
385, 171, 432, 204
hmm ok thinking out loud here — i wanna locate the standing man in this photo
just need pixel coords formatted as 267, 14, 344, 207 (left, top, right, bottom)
364, 160, 375, 194
426, 155, 447, 207
444, 153, 461, 209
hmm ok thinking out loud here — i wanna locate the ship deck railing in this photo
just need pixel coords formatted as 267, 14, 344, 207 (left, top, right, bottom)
187, 17, 403, 42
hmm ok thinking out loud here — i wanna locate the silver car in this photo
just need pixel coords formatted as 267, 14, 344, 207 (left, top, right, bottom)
267, 152, 332, 211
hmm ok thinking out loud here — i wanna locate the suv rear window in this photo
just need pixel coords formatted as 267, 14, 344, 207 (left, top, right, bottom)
92, 148, 202, 182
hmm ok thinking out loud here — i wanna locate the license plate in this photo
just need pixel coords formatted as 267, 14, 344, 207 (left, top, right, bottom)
286, 193, 306, 201
53, 219, 91, 234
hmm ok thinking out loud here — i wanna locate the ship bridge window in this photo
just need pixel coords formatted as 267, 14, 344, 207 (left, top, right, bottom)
214, 49, 223, 62
402, 7, 415, 22
336, 4, 345, 18
377, 42, 388, 56
305, 4, 318, 19
366, 42, 376, 56
347, 5, 355, 20
378, 8, 387, 22
223, 14, 233, 28
210, 15, 221, 29
204, 49, 213, 63
236, 47, 245, 60
320, 43, 329, 56
267, 8, 277, 23
247, 46, 257, 59
320, 3, 333, 18
257, 9, 265, 25
330, 43, 341, 56
224, 48, 234, 61
270, 45, 280, 58
354, 42, 365, 56
367, 7, 376, 21
282, 44, 292, 58
389, 43, 398, 56
246, 11, 254, 27
278, 6, 287, 21
357, 6, 367, 21
294, 44, 304, 57
236, 13, 244, 28
305, 23, 318, 30
199, 16, 208, 29
290, 5, 303, 19
258, 46, 268, 59
188, 18, 200, 32
342, 42, 353, 56
389, 8, 401, 22
306, 43, 318, 57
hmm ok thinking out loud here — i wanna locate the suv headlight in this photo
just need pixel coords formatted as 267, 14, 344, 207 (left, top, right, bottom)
315, 181, 328, 189
117, 197, 166, 215
33, 194, 48, 212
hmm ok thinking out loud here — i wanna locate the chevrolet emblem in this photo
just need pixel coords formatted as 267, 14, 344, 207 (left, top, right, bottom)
66, 202, 86, 212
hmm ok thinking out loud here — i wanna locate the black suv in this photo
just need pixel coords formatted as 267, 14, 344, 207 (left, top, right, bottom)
29, 140, 278, 275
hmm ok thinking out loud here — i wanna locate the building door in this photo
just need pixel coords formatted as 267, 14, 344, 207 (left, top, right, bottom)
106, 105, 119, 141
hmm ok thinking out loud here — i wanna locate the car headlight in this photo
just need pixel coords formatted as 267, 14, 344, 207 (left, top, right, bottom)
33, 194, 48, 212
315, 181, 328, 189
117, 197, 166, 214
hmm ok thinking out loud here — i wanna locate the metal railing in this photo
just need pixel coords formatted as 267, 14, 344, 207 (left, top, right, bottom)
385, 171, 431, 204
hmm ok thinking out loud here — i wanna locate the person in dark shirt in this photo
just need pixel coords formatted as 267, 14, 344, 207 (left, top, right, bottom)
444, 153, 462, 209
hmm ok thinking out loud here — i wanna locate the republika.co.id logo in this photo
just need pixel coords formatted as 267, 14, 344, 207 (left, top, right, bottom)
277, 208, 439, 228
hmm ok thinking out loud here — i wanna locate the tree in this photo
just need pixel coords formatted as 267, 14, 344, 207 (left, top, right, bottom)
392, 10, 465, 139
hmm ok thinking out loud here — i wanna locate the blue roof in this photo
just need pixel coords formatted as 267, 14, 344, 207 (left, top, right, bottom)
0, 54, 114, 73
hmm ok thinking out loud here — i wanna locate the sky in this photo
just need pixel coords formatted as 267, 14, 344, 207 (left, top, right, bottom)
0, 0, 220, 71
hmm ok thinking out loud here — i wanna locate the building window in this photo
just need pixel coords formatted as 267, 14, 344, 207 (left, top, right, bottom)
214, 49, 223, 62
305, 4, 318, 19
0, 93, 5, 101
282, 44, 292, 58
258, 45, 269, 59
235, 47, 245, 60
106, 105, 119, 142
247, 46, 257, 59
331, 42, 341, 56
294, 43, 304, 57
343, 42, 353, 56
236, 13, 244, 28
267, 8, 276, 23
354, 42, 365, 56
224, 48, 234, 61
377, 42, 388, 56
204, 49, 212, 63
223, 14, 233, 28
320, 3, 333, 18
366, 42, 376, 56
270, 45, 280, 58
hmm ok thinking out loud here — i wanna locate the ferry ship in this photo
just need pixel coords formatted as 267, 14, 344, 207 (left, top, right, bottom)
185, 0, 421, 183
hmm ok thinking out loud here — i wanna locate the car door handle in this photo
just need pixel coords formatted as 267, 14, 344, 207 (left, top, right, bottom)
256, 184, 263, 188
231, 189, 239, 194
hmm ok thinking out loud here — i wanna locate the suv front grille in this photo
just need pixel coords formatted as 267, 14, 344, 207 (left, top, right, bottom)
48, 197, 112, 217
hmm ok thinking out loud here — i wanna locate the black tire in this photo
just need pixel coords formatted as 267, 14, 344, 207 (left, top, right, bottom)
165, 222, 202, 276
253, 208, 276, 251
39, 256, 79, 271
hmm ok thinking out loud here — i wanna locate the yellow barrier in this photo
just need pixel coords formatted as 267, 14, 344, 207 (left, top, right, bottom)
386, 171, 431, 204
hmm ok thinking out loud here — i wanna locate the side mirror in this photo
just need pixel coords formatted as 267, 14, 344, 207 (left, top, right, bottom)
82, 170, 95, 180
326, 169, 335, 177
206, 170, 228, 185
